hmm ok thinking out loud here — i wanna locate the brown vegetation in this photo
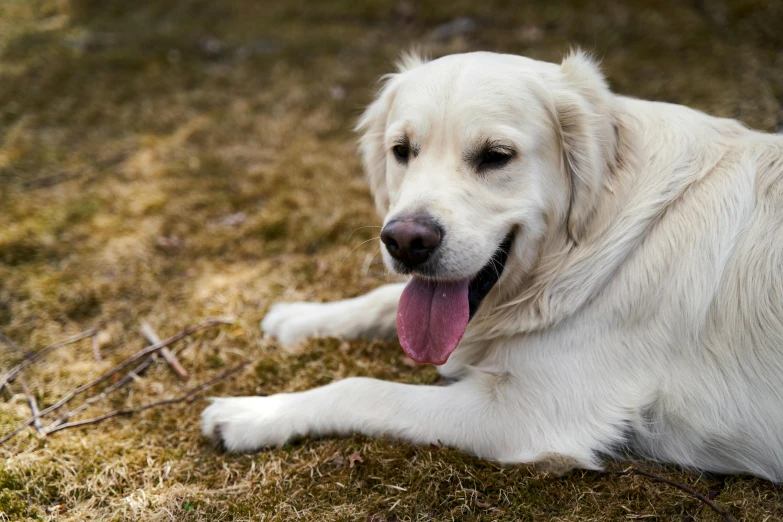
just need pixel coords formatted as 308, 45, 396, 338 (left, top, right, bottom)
1, 0, 782, 519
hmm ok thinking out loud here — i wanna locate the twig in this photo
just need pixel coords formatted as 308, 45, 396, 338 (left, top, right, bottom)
91, 332, 103, 362
45, 355, 156, 432
21, 170, 80, 190
45, 362, 247, 434
141, 322, 188, 380
19, 377, 42, 434
0, 330, 24, 355
36, 319, 230, 418
0, 328, 97, 391
607, 467, 736, 522
0, 332, 43, 435
0, 318, 231, 446
683, 477, 726, 522
46, 324, 190, 430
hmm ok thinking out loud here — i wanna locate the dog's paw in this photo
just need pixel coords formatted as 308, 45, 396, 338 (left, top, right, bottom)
201, 396, 298, 453
261, 302, 331, 350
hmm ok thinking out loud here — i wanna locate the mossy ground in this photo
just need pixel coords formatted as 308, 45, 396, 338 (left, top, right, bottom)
1, 1, 782, 520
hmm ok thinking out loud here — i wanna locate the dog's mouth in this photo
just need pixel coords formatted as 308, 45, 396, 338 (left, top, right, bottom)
396, 232, 514, 365
467, 233, 514, 319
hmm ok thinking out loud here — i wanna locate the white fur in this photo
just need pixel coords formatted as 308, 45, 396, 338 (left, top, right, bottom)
203, 51, 783, 481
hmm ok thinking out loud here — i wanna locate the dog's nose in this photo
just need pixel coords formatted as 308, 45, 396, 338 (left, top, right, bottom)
380, 218, 442, 268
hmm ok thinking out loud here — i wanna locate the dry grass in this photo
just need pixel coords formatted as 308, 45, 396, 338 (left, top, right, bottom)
1, 0, 782, 520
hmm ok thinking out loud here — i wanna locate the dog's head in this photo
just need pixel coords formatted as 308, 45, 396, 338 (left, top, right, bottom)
357, 51, 618, 364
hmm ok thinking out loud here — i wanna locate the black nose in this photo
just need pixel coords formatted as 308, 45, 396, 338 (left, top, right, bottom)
380, 217, 442, 268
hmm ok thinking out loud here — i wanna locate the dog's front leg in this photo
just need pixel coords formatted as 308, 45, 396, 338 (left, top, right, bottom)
202, 375, 516, 460
261, 283, 405, 349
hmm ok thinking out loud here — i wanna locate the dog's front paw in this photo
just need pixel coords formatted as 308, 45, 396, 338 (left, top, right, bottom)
201, 396, 298, 453
261, 302, 331, 350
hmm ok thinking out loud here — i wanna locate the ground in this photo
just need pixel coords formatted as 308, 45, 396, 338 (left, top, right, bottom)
1, 0, 782, 520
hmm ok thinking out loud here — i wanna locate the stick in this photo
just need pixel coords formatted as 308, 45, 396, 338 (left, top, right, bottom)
21, 170, 79, 190
37, 319, 230, 418
19, 377, 42, 434
0, 318, 231, 446
91, 332, 103, 362
52, 318, 215, 429
0, 332, 43, 435
45, 362, 247, 434
141, 323, 188, 380
683, 477, 726, 522
45, 324, 193, 430
607, 467, 736, 522
0, 330, 23, 355
45, 354, 156, 431
0, 328, 97, 391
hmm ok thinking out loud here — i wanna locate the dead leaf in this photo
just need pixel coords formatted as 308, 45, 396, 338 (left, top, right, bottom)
330, 453, 346, 467
349, 451, 363, 468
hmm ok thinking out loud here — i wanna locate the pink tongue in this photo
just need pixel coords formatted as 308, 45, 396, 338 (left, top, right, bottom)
397, 277, 470, 365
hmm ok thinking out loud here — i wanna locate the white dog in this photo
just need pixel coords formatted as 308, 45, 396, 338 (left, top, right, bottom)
202, 51, 783, 481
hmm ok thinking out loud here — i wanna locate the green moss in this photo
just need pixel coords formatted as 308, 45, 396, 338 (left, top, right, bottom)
206, 355, 225, 369
65, 198, 101, 225
0, 489, 43, 520
254, 358, 280, 382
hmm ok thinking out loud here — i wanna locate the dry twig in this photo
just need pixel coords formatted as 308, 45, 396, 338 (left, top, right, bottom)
45, 354, 155, 431
36, 319, 230, 418
46, 318, 204, 430
141, 322, 189, 380
0, 332, 44, 434
45, 362, 247, 434
607, 467, 736, 522
0, 328, 97, 392
91, 332, 103, 362
0, 330, 24, 355
19, 377, 43, 434
0, 318, 232, 446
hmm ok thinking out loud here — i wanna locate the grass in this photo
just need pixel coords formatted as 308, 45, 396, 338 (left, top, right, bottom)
1, 0, 782, 520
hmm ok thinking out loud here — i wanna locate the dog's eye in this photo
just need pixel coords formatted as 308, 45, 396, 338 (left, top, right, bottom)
477, 148, 514, 171
392, 145, 410, 163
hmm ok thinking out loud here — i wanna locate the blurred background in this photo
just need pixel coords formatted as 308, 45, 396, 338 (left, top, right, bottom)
1, 1, 782, 520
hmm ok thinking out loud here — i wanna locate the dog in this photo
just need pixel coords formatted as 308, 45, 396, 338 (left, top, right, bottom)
202, 50, 783, 481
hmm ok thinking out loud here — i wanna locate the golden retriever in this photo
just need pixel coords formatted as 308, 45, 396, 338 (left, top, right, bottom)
203, 51, 783, 481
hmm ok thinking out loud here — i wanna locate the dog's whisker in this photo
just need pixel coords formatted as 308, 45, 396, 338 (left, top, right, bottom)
348, 225, 382, 238
361, 248, 383, 276
339, 236, 381, 267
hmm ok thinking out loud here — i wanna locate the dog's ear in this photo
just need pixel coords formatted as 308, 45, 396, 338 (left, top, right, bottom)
356, 79, 396, 216
356, 52, 425, 217
553, 50, 617, 244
